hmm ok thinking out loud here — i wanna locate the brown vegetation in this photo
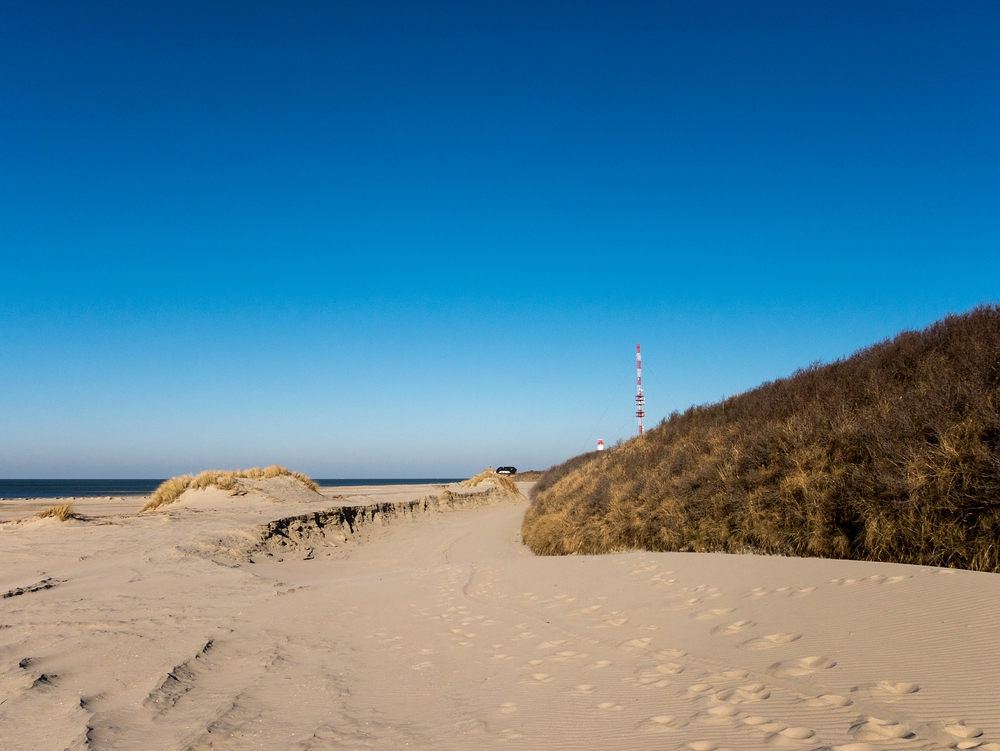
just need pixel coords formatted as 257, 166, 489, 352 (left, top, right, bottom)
462, 469, 521, 495
35, 503, 74, 521
523, 305, 1000, 573
140, 466, 320, 513
513, 470, 544, 482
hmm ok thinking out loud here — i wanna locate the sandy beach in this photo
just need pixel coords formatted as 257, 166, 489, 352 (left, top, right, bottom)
2, 477, 998, 750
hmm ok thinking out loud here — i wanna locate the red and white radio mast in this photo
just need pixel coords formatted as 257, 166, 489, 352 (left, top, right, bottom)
635, 344, 645, 435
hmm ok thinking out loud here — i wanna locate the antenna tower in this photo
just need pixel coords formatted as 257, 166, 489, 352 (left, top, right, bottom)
635, 344, 645, 435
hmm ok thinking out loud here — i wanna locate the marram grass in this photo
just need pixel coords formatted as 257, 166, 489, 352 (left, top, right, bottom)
35, 503, 74, 521
462, 469, 520, 495
140, 466, 320, 513
523, 305, 1000, 573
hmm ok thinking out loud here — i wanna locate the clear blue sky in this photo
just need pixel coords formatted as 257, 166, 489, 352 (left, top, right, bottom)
2, 1, 998, 478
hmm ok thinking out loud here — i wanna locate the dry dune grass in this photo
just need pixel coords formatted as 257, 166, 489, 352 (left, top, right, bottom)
35, 503, 74, 521
462, 469, 520, 495
140, 466, 320, 513
513, 470, 544, 481
523, 305, 1000, 573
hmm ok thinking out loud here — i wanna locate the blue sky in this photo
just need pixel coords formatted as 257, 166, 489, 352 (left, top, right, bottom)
2, 1, 998, 478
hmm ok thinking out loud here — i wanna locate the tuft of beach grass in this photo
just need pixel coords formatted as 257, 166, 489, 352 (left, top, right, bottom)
35, 503, 74, 521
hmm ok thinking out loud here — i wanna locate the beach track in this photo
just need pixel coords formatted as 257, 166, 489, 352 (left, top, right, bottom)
1, 481, 998, 750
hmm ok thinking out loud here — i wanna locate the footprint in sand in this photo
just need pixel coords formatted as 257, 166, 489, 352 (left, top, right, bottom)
637, 673, 672, 687
687, 683, 714, 695
588, 660, 612, 668
642, 714, 676, 732
934, 720, 984, 740
537, 640, 566, 649
781, 727, 815, 739
715, 683, 770, 703
801, 693, 852, 708
694, 705, 740, 725
572, 684, 596, 694
623, 637, 654, 649
691, 608, 736, 620
686, 741, 718, 751
828, 577, 861, 586
630, 564, 658, 574
655, 662, 685, 674
500, 702, 517, 714
767, 656, 836, 677
851, 680, 920, 702
876, 680, 919, 694
851, 717, 914, 740
530, 673, 553, 683
597, 701, 624, 710
710, 620, 756, 635
738, 632, 802, 650
658, 648, 688, 659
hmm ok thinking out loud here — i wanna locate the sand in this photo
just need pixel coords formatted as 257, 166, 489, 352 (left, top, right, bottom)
1, 478, 998, 750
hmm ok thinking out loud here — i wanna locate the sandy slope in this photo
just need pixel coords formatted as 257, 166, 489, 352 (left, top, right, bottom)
1, 480, 998, 750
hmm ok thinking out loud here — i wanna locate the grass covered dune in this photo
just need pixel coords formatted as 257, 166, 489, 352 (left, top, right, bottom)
523, 305, 1000, 572
140, 465, 319, 512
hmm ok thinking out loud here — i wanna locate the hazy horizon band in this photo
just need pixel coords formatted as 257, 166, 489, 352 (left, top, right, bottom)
0, 478, 468, 500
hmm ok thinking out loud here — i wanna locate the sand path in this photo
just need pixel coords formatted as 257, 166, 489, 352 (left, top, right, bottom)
1, 483, 999, 750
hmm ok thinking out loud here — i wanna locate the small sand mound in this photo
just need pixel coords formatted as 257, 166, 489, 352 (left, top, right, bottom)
141, 466, 319, 513
462, 470, 520, 495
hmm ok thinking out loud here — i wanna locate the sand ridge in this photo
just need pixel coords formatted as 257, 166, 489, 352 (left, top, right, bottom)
1, 480, 998, 750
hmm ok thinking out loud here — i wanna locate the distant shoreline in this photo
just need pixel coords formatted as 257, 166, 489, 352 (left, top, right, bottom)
0, 478, 467, 500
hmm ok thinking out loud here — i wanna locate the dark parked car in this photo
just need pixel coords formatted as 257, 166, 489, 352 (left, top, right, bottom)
495, 466, 517, 475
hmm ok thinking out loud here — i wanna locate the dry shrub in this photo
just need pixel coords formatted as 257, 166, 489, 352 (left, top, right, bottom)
462, 469, 520, 495
523, 305, 1000, 573
140, 466, 320, 512
35, 503, 74, 521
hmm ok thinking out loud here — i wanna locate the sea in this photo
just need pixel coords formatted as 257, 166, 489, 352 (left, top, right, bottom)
0, 478, 465, 500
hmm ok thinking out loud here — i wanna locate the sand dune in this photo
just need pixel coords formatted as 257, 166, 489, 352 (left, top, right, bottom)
1, 479, 998, 750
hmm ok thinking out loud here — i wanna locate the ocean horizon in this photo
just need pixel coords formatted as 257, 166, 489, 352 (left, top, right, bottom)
0, 478, 466, 500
